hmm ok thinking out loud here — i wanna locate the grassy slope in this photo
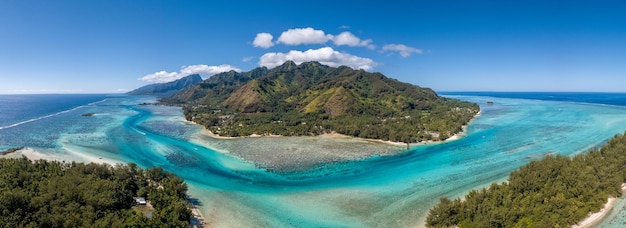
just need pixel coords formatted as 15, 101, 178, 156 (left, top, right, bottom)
165, 61, 479, 143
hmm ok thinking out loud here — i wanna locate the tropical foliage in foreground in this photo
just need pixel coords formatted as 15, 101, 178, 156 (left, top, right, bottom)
164, 61, 479, 143
426, 132, 626, 227
0, 158, 191, 227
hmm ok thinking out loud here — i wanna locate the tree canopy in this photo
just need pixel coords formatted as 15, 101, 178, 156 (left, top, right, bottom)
0, 158, 192, 227
164, 61, 479, 143
426, 132, 626, 227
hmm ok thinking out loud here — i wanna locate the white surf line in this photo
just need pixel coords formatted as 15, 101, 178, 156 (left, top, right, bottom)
0, 98, 108, 130
131, 127, 147, 135
87, 98, 109, 106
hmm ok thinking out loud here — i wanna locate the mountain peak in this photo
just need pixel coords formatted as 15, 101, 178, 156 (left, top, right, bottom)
168, 62, 479, 143
277, 60, 298, 70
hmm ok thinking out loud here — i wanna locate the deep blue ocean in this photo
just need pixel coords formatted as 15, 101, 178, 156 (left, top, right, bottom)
441, 91, 626, 106
2, 92, 626, 227
0, 94, 120, 129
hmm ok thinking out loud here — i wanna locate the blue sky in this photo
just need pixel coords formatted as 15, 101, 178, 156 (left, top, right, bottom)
1, 0, 625, 94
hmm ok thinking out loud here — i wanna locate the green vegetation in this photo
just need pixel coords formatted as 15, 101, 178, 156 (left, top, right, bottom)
0, 157, 192, 227
163, 61, 479, 143
426, 132, 626, 227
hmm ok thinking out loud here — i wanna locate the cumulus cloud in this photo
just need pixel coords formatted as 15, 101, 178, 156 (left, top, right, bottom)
180, 64, 241, 76
252, 33, 274, 48
140, 64, 241, 83
332, 31, 375, 49
242, 56, 254, 62
254, 27, 376, 50
382, 44, 423, 57
277, 27, 333, 45
258, 47, 377, 71
139, 71, 179, 83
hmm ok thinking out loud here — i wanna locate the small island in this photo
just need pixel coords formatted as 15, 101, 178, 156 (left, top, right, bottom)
162, 61, 479, 144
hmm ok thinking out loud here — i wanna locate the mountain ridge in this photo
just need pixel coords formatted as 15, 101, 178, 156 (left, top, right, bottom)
164, 61, 479, 143
128, 74, 203, 97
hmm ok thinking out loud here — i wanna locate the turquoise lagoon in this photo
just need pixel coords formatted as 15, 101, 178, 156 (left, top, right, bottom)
2, 93, 626, 227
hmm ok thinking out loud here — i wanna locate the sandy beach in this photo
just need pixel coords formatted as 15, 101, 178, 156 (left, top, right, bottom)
3, 147, 48, 160
199, 125, 467, 148
191, 109, 481, 149
572, 183, 626, 228
1, 147, 121, 167
324, 123, 475, 149
1, 107, 481, 228
182, 110, 482, 172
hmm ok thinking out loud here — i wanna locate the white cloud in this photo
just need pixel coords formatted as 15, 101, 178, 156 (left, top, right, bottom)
339, 25, 350, 29
139, 71, 179, 83
258, 47, 377, 71
382, 44, 423, 57
242, 56, 255, 62
113, 88, 131, 93
180, 64, 241, 76
140, 64, 241, 83
332, 31, 375, 49
255, 27, 376, 50
277, 27, 333, 45
252, 33, 274, 48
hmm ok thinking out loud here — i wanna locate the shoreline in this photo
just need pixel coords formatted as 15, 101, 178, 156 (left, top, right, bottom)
187, 194, 207, 228
186, 110, 481, 149
180, 110, 481, 173
572, 183, 626, 228
2, 147, 208, 227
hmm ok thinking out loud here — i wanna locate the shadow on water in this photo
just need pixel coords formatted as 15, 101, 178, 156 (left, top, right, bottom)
186, 196, 203, 207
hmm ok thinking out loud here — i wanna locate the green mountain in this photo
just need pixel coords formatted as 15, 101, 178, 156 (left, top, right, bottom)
128, 74, 203, 97
165, 61, 479, 143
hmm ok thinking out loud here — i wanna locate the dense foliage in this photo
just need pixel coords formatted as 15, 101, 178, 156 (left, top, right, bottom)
164, 61, 479, 143
0, 158, 191, 227
426, 132, 626, 227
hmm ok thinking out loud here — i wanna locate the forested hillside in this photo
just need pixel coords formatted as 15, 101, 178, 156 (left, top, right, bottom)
426, 132, 626, 227
164, 61, 479, 143
0, 157, 191, 227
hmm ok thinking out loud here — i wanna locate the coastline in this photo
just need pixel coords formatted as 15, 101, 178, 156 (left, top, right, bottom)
2, 147, 208, 227
180, 110, 481, 173
572, 183, 626, 228
187, 110, 481, 149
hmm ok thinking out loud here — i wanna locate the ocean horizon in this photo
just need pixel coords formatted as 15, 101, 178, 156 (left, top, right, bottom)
2, 92, 626, 227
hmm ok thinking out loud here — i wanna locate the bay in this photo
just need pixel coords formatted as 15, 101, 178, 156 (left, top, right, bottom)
2, 93, 626, 227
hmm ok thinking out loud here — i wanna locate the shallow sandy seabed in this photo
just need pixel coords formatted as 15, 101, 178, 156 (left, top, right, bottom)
7, 96, 626, 227
573, 184, 626, 228
190, 129, 407, 172
186, 111, 479, 172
